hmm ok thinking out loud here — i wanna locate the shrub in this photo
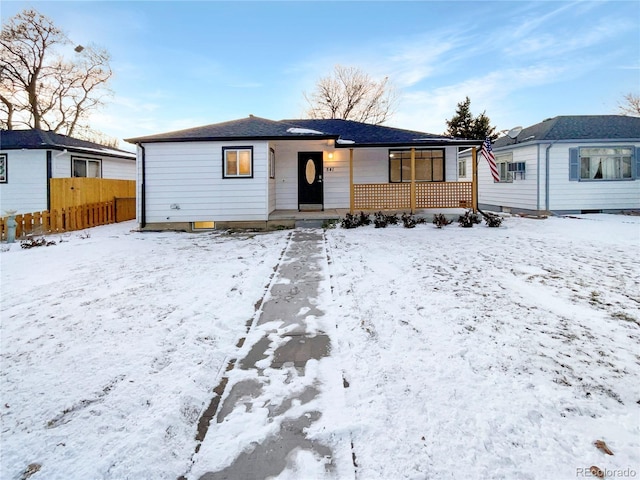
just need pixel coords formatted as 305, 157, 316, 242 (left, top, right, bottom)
458, 210, 482, 228
432, 213, 453, 228
385, 213, 400, 225
401, 213, 417, 228
374, 211, 388, 228
20, 237, 56, 249
340, 213, 360, 229
358, 211, 371, 226
482, 211, 503, 227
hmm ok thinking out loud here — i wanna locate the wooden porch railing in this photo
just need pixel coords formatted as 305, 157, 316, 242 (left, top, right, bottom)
353, 183, 410, 210
353, 182, 472, 211
416, 182, 473, 208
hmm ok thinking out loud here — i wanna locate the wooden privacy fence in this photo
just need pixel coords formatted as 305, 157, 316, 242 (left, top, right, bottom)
50, 178, 136, 211
353, 181, 473, 210
0, 198, 136, 241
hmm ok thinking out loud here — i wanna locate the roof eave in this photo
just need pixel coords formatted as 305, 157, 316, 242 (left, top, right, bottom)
334, 140, 484, 148
1, 143, 135, 160
125, 134, 340, 144
493, 137, 640, 150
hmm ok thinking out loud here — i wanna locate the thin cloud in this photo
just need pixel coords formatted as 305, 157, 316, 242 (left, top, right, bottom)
391, 62, 574, 134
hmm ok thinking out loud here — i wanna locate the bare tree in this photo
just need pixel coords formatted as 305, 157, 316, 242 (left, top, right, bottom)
618, 93, 640, 117
0, 8, 112, 136
304, 65, 398, 125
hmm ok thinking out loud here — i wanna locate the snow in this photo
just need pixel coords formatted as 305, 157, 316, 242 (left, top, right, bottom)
336, 138, 355, 144
286, 127, 325, 135
1, 214, 639, 479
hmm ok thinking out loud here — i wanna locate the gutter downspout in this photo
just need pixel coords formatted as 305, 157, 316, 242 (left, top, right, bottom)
536, 144, 540, 212
544, 141, 559, 213
138, 143, 146, 228
46, 150, 52, 211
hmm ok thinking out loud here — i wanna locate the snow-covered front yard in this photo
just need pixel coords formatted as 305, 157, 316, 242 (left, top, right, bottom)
1, 214, 639, 479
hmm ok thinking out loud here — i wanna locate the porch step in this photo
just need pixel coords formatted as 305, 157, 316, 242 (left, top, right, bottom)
295, 219, 327, 229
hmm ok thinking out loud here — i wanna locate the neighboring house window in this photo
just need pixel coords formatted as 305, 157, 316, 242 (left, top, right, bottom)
578, 147, 633, 180
223, 147, 253, 178
458, 158, 466, 178
508, 161, 526, 180
496, 152, 513, 182
0, 154, 7, 183
72, 157, 101, 178
389, 149, 444, 182
269, 148, 275, 179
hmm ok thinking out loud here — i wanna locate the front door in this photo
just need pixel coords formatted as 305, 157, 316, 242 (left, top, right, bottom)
298, 152, 323, 211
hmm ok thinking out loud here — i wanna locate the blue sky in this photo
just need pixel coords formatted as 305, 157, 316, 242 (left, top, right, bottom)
2, 1, 639, 147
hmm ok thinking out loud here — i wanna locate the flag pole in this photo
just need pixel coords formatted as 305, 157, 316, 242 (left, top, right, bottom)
472, 146, 478, 213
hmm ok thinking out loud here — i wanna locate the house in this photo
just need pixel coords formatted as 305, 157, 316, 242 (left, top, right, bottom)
125, 116, 482, 230
0, 129, 136, 215
460, 115, 640, 215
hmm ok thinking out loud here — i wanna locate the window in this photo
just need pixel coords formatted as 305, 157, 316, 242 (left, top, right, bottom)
496, 152, 513, 182
458, 158, 467, 178
508, 161, 526, 180
389, 149, 444, 182
223, 147, 253, 178
579, 147, 632, 180
269, 148, 275, 179
0, 154, 7, 183
72, 157, 101, 178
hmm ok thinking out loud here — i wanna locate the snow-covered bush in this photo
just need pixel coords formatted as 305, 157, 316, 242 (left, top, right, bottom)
432, 214, 453, 228
458, 210, 482, 228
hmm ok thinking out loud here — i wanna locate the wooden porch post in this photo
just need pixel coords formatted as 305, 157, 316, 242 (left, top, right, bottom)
349, 148, 354, 214
472, 146, 478, 212
410, 147, 416, 214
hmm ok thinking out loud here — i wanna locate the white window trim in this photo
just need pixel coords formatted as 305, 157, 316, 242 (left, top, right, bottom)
72, 156, 102, 178
579, 146, 633, 181
269, 148, 275, 179
496, 152, 513, 183
458, 158, 466, 178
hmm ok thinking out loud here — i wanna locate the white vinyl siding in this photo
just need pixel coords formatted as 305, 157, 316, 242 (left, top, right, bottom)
101, 157, 136, 180
476, 144, 539, 211
549, 143, 639, 211
0, 150, 48, 214
51, 151, 135, 179
469, 141, 640, 213
140, 141, 269, 223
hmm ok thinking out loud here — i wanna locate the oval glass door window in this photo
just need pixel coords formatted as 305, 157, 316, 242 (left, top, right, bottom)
305, 159, 316, 184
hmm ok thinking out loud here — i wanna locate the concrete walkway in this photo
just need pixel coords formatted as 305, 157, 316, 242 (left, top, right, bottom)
190, 229, 354, 480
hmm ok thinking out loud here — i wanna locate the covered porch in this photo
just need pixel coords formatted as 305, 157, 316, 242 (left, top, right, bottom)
346, 146, 479, 213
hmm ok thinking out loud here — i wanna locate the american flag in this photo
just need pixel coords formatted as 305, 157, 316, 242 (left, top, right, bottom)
482, 137, 500, 182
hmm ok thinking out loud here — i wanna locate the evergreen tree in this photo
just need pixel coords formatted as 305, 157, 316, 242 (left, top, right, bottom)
445, 97, 497, 140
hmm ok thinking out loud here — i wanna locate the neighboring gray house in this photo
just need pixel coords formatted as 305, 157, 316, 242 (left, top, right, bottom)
460, 115, 640, 215
0, 129, 136, 214
125, 116, 481, 230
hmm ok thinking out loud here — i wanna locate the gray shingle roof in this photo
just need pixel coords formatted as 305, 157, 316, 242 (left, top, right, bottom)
125, 116, 482, 147
493, 115, 640, 148
0, 129, 135, 159
125, 116, 323, 143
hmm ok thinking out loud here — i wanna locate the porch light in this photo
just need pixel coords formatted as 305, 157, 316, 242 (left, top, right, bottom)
327, 153, 334, 160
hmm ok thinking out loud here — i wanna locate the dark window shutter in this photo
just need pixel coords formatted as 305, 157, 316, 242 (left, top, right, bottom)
569, 148, 579, 181
636, 147, 640, 179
